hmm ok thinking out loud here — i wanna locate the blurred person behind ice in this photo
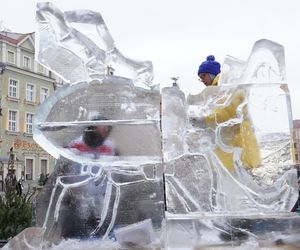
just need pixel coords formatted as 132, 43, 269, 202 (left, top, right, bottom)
69, 116, 119, 159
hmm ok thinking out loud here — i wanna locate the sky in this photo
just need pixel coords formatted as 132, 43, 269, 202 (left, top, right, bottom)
1, 0, 300, 119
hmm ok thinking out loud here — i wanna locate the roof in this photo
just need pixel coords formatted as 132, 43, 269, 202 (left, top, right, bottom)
0, 31, 34, 45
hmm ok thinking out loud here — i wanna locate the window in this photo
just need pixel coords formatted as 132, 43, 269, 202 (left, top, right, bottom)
38, 64, 45, 74
296, 154, 299, 161
7, 51, 15, 64
8, 79, 18, 98
8, 110, 18, 132
26, 83, 35, 102
40, 159, 48, 174
26, 113, 34, 134
40, 87, 49, 103
295, 142, 298, 149
23, 56, 31, 69
25, 158, 34, 180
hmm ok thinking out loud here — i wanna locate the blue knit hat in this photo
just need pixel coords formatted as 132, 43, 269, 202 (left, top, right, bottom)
197, 55, 221, 76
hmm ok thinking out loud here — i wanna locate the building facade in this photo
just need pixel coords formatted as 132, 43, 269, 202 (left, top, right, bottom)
0, 31, 58, 190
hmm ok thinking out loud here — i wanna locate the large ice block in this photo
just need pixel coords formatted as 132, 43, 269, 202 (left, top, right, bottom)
162, 83, 297, 213
32, 3, 164, 246
5, 2, 296, 248
165, 213, 300, 249
36, 2, 154, 87
161, 86, 187, 162
34, 77, 161, 164
219, 39, 286, 85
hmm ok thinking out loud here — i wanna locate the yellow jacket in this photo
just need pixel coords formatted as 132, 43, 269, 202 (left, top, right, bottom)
205, 77, 261, 171
211, 74, 220, 86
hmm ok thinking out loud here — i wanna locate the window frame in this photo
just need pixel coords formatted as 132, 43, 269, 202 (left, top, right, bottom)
8, 78, 19, 98
25, 112, 34, 134
23, 55, 31, 69
40, 158, 48, 175
8, 109, 18, 132
26, 82, 36, 102
40, 86, 49, 103
7, 50, 15, 64
25, 157, 34, 181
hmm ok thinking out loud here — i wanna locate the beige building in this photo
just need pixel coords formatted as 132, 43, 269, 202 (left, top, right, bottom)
0, 31, 59, 190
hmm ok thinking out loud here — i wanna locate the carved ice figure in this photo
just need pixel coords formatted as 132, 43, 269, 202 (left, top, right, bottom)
33, 3, 163, 246
219, 39, 286, 85
36, 2, 153, 87
162, 39, 298, 214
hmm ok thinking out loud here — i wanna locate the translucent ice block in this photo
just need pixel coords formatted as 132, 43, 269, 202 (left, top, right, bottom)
165, 213, 300, 249
36, 2, 154, 88
162, 83, 298, 213
161, 86, 187, 162
219, 39, 286, 85
33, 3, 164, 245
33, 75, 164, 241
34, 77, 161, 165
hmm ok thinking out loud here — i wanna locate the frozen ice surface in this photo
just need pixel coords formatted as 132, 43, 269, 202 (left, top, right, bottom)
161, 87, 186, 162
36, 158, 164, 244
165, 213, 300, 249
31, 3, 299, 247
164, 154, 213, 213
33, 3, 164, 246
219, 39, 286, 85
33, 75, 164, 242
160, 38, 299, 249
114, 219, 157, 247
218, 55, 246, 85
162, 83, 298, 213
36, 2, 154, 88
34, 77, 161, 164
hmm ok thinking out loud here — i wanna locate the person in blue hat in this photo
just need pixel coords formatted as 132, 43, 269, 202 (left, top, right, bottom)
197, 54, 261, 170
197, 55, 221, 86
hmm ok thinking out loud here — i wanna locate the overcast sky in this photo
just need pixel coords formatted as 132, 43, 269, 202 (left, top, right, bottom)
1, 0, 300, 119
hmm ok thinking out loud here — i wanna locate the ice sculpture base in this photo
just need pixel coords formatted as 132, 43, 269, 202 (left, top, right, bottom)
165, 212, 300, 249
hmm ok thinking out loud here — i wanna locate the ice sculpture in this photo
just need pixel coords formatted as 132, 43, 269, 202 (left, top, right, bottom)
162, 39, 298, 213
219, 39, 286, 85
35, 2, 153, 87
162, 39, 299, 248
4, 2, 299, 248
32, 2, 164, 247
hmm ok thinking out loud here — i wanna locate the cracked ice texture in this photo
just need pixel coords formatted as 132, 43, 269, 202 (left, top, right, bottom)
33, 3, 164, 244
162, 40, 298, 213
219, 39, 286, 85
34, 78, 161, 164
36, 2, 154, 88
34, 3, 161, 164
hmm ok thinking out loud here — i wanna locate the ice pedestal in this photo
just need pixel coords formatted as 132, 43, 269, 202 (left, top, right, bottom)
165, 213, 300, 249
